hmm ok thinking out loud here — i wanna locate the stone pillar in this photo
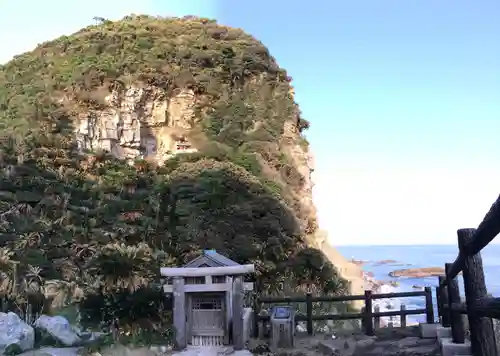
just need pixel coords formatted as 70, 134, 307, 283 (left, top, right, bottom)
232, 276, 244, 350
172, 277, 186, 350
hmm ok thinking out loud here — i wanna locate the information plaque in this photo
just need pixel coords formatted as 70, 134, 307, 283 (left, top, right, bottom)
272, 306, 292, 319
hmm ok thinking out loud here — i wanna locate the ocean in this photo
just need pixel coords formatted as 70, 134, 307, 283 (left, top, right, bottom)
336, 244, 500, 324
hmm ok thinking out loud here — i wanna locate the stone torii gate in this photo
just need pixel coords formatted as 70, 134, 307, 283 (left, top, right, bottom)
161, 250, 255, 350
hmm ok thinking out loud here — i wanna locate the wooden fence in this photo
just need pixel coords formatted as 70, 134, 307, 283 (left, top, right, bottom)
435, 194, 500, 356
253, 288, 434, 337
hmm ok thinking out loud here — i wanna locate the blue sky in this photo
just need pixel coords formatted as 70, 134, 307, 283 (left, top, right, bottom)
1, 1, 499, 245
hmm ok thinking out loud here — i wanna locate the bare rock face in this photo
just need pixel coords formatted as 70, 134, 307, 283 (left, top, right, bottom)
73, 84, 317, 235
74, 86, 198, 164
282, 120, 317, 233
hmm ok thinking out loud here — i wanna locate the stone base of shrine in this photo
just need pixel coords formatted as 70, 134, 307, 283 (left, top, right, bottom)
171, 346, 253, 356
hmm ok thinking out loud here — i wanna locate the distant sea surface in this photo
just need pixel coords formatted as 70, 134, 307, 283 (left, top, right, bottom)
336, 244, 500, 323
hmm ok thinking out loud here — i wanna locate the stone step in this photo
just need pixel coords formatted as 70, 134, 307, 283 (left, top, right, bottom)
436, 326, 452, 343
419, 323, 440, 339
440, 337, 472, 356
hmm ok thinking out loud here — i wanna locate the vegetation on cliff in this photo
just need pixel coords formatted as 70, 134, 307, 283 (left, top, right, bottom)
0, 15, 346, 333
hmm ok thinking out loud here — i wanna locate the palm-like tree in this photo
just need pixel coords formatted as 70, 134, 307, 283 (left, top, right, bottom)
86, 242, 157, 293
15, 232, 42, 250
44, 279, 83, 310
0, 247, 17, 297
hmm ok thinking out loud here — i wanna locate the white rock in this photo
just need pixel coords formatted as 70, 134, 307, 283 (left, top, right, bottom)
34, 315, 81, 346
18, 347, 82, 356
0, 312, 35, 351
78, 331, 107, 343
296, 323, 307, 332
317, 325, 330, 333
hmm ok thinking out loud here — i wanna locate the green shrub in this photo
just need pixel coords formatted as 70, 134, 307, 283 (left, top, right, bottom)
4, 344, 23, 356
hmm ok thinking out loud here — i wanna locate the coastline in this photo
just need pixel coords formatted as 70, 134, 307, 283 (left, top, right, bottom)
353, 259, 430, 327
362, 270, 384, 292
318, 239, 420, 326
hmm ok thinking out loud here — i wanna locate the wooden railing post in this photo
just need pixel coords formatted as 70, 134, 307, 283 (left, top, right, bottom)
363, 290, 374, 336
252, 295, 259, 338
424, 286, 435, 323
306, 292, 313, 335
438, 276, 451, 327
457, 228, 497, 356
436, 284, 442, 321
445, 262, 465, 343
253, 289, 439, 338
374, 305, 380, 329
400, 304, 407, 327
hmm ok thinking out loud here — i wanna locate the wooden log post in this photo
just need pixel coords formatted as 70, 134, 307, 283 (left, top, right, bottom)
436, 278, 443, 323
445, 262, 465, 344
438, 276, 451, 327
424, 286, 435, 324
400, 304, 407, 328
306, 292, 313, 335
252, 295, 259, 338
436, 285, 443, 324
363, 290, 374, 336
374, 305, 381, 329
457, 228, 497, 356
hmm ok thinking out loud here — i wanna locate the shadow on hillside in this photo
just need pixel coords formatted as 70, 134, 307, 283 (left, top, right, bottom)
0, 114, 345, 305
165, 159, 345, 295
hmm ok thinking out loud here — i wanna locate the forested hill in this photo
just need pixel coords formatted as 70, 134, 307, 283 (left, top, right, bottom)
0, 15, 346, 327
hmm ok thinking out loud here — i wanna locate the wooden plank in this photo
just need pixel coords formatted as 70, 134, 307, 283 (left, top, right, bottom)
259, 296, 306, 303
443, 253, 465, 286
259, 290, 424, 304
474, 297, 500, 318
258, 308, 427, 323
373, 291, 426, 299
467, 194, 500, 255
160, 264, 255, 277
313, 294, 364, 302
443, 195, 500, 286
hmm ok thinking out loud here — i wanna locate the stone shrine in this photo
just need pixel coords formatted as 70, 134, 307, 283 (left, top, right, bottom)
161, 250, 255, 350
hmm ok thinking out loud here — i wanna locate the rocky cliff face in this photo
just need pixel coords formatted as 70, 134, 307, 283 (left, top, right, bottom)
74, 87, 199, 163
282, 121, 317, 233
74, 84, 317, 234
